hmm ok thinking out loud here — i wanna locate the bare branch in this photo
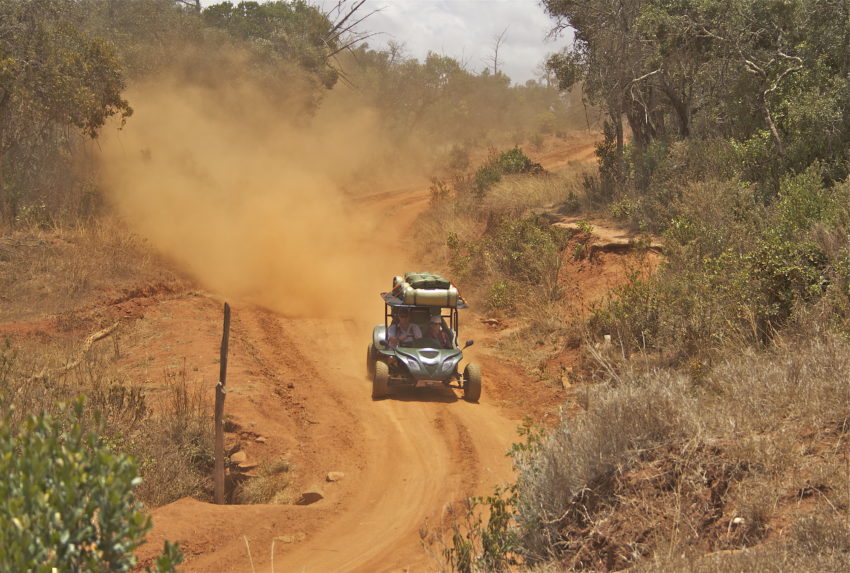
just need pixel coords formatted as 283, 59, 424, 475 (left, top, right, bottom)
325, 31, 381, 59
627, 68, 661, 86
767, 63, 803, 94
327, 0, 368, 37
487, 27, 509, 75
743, 58, 766, 77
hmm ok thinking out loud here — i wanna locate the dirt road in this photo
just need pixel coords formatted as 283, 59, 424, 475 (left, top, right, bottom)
135, 133, 602, 572
136, 307, 518, 572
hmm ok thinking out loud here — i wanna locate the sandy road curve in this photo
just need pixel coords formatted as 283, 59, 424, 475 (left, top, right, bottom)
273, 320, 518, 573
142, 308, 518, 572
139, 133, 599, 572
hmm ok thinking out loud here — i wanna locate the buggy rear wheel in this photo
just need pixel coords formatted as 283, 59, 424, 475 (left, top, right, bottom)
372, 361, 389, 399
463, 363, 481, 402
366, 343, 376, 378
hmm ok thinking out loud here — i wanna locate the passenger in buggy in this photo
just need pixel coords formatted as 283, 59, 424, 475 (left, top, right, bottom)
387, 308, 422, 348
426, 315, 452, 349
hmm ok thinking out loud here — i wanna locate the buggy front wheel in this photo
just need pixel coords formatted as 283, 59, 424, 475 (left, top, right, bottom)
462, 363, 481, 402
366, 343, 376, 378
372, 361, 389, 399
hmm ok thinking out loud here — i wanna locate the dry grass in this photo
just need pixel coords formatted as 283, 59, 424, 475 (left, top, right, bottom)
133, 366, 214, 507
413, 151, 602, 388
416, 163, 592, 273
479, 165, 592, 220
516, 327, 850, 571
0, 220, 183, 323
0, 340, 214, 508
638, 512, 850, 572
234, 458, 294, 504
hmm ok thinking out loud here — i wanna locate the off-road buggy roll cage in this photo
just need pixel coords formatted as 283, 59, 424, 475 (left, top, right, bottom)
381, 300, 465, 345
367, 272, 481, 402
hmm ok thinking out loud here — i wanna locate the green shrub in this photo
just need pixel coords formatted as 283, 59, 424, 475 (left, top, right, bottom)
560, 191, 581, 215
432, 420, 544, 572
486, 217, 569, 286
495, 147, 534, 175
486, 280, 516, 311
588, 120, 623, 206
534, 111, 557, 135
467, 147, 539, 198
591, 169, 850, 357
441, 486, 520, 573
0, 400, 182, 572
775, 165, 847, 234
472, 164, 502, 198
447, 216, 569, 309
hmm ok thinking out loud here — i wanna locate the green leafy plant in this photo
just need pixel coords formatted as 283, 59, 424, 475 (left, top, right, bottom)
436, 418, 549, 572
472, 164, 502, 198
440, 487, 520, 573
495, 147, 534, 174
576, 220, 594, 234
0, 400, 182, 572
486, 280, 516, 311
466, 147, 541, 198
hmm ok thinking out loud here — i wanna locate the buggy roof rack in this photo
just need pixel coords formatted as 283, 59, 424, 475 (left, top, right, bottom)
381, 292, 468, 309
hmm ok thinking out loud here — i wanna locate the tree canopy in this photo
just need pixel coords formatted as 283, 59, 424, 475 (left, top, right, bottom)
0, 0, 131, 221
545, 0, 850, 188
202, 1, 342, 89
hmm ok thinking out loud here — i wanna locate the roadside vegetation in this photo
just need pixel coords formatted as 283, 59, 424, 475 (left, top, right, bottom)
416, 140, 606, 379
421, 0, 850, 571
420, 143, 594, 306
0, 400, 184, 571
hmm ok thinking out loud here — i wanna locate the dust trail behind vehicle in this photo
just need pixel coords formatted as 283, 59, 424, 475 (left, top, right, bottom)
97, 73, 423, 322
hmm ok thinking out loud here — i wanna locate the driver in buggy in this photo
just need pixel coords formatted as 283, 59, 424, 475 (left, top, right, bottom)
387, 308, 422, 348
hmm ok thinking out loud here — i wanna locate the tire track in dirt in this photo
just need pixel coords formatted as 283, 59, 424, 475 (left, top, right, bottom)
266, 316, 495, 573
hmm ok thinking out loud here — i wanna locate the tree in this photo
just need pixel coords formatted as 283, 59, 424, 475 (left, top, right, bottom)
544, 0, 850, 189
544, 0, 652, 153
487, 27, 509, 76
202, 0, 376, 90
174, 0, 200, 11
0, 0, 131, 223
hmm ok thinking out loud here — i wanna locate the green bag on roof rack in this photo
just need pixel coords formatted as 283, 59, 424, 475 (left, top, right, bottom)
404, 271, 451, 290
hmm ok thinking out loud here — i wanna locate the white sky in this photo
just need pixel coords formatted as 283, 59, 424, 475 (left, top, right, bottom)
200, 0, 572, 85
354, 0, 570, 84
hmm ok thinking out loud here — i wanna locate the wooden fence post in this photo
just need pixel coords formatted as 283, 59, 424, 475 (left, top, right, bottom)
214, 302, 231, 504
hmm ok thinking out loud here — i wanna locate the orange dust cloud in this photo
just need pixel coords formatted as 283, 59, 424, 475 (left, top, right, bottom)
98, 72, 419, 320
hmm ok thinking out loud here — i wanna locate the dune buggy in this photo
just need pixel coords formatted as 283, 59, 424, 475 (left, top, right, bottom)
366, 272, 481, 402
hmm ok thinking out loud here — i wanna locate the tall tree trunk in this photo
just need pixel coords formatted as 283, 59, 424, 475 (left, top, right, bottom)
661, 80, 690, 138
614, 111, 624, 156
760, 91, 785, 157
0, 94, 7, 223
